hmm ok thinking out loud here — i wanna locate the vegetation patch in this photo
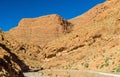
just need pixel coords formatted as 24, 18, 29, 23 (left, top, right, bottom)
83, 63, 89, 68
115, 66, 120, 72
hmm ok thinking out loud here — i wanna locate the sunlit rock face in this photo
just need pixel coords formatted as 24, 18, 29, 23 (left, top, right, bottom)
0, 31, 24, 77
8, 14, 73, 45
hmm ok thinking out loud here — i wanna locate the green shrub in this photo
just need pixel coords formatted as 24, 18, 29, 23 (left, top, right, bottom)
116, 66, 120, 72
84, 63, 89, 68
105, 57, 110, 63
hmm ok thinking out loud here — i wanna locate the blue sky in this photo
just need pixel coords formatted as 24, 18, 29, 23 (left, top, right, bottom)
0, 0, 105, 31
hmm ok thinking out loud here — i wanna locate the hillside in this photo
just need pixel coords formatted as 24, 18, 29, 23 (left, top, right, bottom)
0, 30, 44, 77
37, 0, 120, 72
8, 14, 73, 46
0, 31, 24, 77
69, 0, 120, 30
3, 0, 120, 76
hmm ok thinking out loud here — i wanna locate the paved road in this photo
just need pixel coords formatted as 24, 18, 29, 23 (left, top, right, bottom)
23, 70, 120, 77
24, 71, 48, 77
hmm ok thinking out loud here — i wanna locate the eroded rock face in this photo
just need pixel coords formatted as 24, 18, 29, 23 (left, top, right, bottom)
0, 31, 24, 77
1, 31, 43, 70
8, 14, 73, 45
69, 0, 120, 30
3, 0, 120, 75
37, 0, 120, 72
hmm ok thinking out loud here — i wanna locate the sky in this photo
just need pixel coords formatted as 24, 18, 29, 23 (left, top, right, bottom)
0, 0, 105, 31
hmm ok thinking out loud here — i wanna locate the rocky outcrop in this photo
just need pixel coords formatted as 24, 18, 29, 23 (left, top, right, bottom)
2, 31, 43, 70
0, 31, 24, 77
8, 14, 73, 45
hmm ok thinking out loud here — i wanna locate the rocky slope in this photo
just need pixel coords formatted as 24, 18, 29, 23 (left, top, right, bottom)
2, 0, 120, 76
5, 14, 74, 71
0, 30, 24, 77
0, 30, 44, 77
69, 0, 119, 30
3, 32, 43, 70
8, 14, 73, 46
37, 0, 120, 72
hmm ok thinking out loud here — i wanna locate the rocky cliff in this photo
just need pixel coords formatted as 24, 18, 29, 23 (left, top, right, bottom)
8, 14, 73, 46
38, 0, 120, 72
0, 31, 24, 77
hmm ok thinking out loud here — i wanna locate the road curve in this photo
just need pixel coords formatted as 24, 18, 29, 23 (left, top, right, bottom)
23, 69, 120, 77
